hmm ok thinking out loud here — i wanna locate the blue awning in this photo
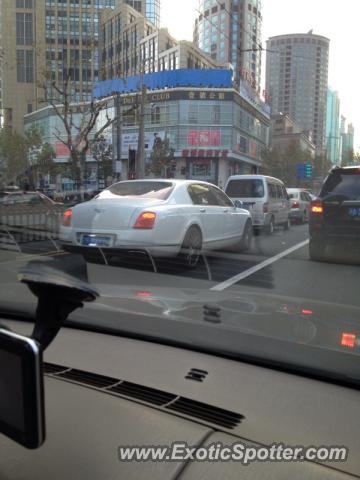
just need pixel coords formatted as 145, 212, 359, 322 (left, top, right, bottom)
93, 69, 233, 98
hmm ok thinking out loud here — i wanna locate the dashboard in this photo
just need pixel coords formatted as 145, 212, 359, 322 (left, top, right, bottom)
0, 319, 359, 479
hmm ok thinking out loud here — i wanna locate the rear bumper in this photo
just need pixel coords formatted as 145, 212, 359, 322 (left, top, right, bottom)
310, 227, 360, 244
251, 212, 271, 227
60, 228, 181, 258
61, 243, 180, 258
289, 209, 302, 219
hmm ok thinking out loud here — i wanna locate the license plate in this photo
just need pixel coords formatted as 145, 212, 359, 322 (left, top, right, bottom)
81, 234, 113, 247
348, 207, 360, 218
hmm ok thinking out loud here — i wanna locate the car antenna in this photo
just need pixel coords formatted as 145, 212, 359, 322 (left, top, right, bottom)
18, 256, 99, 351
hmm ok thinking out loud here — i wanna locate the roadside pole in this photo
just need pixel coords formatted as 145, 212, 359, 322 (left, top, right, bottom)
136, 83, 147, 179
115, 92, 121, 182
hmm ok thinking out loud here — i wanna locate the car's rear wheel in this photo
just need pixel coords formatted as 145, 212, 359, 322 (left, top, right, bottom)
179, 226, 202, 268
309, 238, 325, 261
266, 217, 275, 235
237, 221, 253, 252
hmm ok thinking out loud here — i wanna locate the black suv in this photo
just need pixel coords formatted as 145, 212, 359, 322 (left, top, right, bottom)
309, 166, 360, 261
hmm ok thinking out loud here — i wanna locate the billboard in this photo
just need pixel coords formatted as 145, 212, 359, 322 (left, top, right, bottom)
188, 130, 221, 146
121, 131, 166, 153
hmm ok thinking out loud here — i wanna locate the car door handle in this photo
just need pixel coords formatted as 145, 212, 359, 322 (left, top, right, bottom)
200, 208, 206, 213
223, 209, 229, 213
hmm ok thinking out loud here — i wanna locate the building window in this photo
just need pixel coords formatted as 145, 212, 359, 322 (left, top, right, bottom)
16, 12, 33, 45
16, 0, 33, 7
16, 50, 34, 83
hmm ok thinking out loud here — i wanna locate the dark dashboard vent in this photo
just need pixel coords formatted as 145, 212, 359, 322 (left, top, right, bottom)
43, 363, 69, 375
109, 381, 176, 406
57, 368, 118, 388
44, 363, 244, 429
185, 368, 208, 382
167, 397, 244, 429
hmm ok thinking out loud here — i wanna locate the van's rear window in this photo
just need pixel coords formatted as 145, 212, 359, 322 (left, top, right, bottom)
225, 179, 265, 198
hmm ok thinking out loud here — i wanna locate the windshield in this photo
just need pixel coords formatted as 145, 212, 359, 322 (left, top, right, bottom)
320, 171, 360, 200
106, 181, 174, 200
1, 0, 360, 391
225, 180, 265, 198
287, 191, 299, 199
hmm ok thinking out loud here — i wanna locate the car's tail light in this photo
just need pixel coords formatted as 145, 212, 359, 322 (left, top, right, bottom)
263, 203, 269, 213
133, 212, 157, 229
136, 292, 152, 298
311, 201, 323, 214
292, 201, 300, 209
341, 333, 356, 348
62, 209, 73, 226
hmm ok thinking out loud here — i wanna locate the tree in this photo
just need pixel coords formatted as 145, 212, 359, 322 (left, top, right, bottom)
29, 142, 63, 188
341, 148, 355, 167
313, 153, 332, 179
91, 135, 113, 187
39, 72, 116, 198
148, 137, 175, 178
0, 125, 43, 186
261, 141, 309, 186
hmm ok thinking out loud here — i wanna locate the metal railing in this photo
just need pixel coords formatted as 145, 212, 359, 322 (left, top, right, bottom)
0, 205, 65, 251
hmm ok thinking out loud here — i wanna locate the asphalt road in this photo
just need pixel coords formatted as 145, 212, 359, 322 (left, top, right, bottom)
0, 222, 359, 309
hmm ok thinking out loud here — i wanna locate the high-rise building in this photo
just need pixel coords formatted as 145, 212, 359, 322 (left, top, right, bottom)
266, 32, 330, 154
125, 0, 161, 27
326, 89, 341, 165
100, 3, 223, 80
0, 0, 127, 133
341, 119, 355, 165
194, 0, 263, 92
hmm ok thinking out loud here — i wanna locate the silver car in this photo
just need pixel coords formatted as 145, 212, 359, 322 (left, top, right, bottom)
287, 188, 312, 223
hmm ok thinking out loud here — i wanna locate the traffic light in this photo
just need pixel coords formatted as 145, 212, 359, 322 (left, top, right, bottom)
305, 163, 313, 178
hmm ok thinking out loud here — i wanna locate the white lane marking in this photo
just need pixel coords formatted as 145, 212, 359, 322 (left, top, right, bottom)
211, 239, 309, 292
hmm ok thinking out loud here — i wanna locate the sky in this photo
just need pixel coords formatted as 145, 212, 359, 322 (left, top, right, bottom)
161, 0, 360, 151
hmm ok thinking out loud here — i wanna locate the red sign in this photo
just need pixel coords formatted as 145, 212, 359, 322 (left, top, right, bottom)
249, 140, 258, 159
188, 130, 221, 146
55, 142, 70, 158
193, 159, 211, 165
182, 149, 228, 158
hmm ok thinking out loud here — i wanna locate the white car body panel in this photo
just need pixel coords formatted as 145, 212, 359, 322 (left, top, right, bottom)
60, 180, 252, 257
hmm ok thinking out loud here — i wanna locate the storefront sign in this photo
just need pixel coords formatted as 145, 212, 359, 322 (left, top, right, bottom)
121, 90, 232, 105
188, 130, 221, 146
182, 149, 228, 158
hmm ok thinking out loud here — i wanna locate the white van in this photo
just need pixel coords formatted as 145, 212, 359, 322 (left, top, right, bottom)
224, 175, 291, 234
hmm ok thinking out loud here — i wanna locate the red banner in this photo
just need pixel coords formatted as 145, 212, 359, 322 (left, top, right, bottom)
188, 130, 221, 146
55, 142, 70, 158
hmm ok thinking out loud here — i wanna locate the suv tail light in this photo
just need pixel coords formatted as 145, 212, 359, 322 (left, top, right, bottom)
292, 201, 300, 209
311, 201, 323, 214
263, 203, 269, 213
62, 209, 73, 226
133, 212, 157, 229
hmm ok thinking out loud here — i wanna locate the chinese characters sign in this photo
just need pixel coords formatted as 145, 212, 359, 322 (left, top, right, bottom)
187, 91, 227, 101
188, 130, 221, 146
182, 149, 228, 158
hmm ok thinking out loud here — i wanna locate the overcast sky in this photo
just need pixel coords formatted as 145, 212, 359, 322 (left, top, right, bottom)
161, 0, 360, 151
